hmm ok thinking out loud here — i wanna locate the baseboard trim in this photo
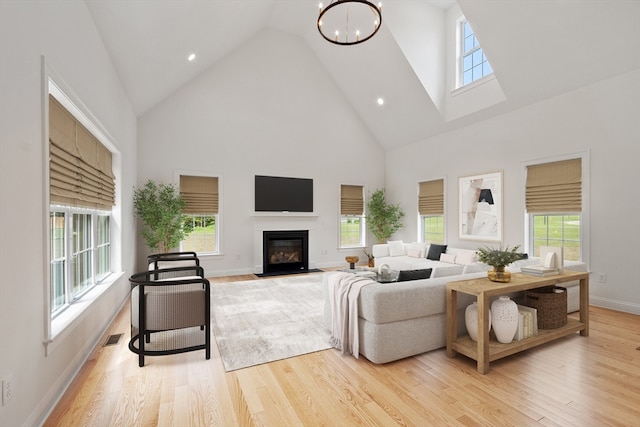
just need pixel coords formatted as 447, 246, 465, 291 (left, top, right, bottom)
590, 296, 640, 315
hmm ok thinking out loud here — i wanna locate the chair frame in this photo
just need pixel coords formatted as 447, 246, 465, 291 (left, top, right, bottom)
129, 266, 211, 367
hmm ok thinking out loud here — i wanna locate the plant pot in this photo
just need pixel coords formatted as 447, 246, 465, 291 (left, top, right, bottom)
487, 266, 511, 283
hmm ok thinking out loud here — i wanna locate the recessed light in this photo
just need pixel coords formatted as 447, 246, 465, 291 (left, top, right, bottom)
187, 53, 196, 62
377, 97, 384, 106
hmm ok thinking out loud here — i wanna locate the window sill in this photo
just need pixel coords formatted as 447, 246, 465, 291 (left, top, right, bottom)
451, 73, 496, 97
44, 271, 124, 356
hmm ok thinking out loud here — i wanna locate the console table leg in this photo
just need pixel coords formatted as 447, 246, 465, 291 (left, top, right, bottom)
446, 288, 458, 357
580, 276, 589, 336
477, 294, 490, 374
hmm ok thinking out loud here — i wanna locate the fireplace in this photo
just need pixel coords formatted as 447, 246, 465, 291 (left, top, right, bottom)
262, 230, 309, 275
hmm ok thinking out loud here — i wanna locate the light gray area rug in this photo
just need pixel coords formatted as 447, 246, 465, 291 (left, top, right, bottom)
211, 273, 332, 371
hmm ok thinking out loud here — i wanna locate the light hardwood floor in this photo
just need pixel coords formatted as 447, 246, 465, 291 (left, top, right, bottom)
45, 273, 640, 426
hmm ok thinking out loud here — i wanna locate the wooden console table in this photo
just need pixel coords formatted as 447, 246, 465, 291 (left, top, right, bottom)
446, 270, 589, 374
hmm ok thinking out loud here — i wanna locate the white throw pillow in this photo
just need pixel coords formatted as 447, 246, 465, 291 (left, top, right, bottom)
408, 242, 426, 258
455, 250, 478, 265
387, 240, 405, 257
440, 253, 457, 264
407, 248, 422, 258
371, 244, 389, 258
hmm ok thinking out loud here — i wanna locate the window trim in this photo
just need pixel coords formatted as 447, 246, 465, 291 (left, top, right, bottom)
43, 58, 123, 356
522, 151, 590, 267
419, 214, 445, 245
456, 18, 493, 89
175, 169, 223, 257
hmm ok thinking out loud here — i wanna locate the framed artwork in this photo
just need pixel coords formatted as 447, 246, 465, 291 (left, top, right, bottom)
459, 171, 502, 242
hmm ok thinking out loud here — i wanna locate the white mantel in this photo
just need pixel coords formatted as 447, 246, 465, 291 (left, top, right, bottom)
252, 213, 318, 274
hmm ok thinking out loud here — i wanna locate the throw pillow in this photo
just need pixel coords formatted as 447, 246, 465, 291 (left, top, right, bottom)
372, 245, 389, 258
427, 244, 447, 260
397, 268, 433, 282
407, 248, 422, 258
454, 250, 477, 265
388, 240, 405, 257
408, 242, 426, 258
440, 253, 457, 264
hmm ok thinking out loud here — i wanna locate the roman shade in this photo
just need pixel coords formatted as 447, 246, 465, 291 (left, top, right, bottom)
526, 158, 582, 213
418, 179, 444, 215
180, 175, 219, 214
341, 185, 363, 215
49, 95, 115, 210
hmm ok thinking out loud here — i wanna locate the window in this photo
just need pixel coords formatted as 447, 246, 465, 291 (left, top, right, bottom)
526, 159, 582, 261
530, 214, 581, 261
50, 207, 111, 316
340, 185, 365, 248
48, 94, 115, 318
418, 179, 444, 244
180, 175, 219, 254
460, 20, 493, 87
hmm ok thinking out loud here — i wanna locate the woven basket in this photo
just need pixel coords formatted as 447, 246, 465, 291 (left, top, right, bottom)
524, 286, 567, 329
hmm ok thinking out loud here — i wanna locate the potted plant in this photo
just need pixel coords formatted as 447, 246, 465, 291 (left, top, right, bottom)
366, 188, 405, 243
476, 244, 523, 282
133, 179, 186, 253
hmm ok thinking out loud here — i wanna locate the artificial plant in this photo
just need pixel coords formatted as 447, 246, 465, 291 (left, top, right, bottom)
366, 188, 405, 243
133, 179, 186, 253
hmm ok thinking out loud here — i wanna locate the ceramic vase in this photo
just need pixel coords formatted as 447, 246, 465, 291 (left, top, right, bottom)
465, 302, 491, 342
491, 296, 519, 343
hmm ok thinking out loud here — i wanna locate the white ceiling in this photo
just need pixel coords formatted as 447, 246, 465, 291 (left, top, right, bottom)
85, 0, 640, 150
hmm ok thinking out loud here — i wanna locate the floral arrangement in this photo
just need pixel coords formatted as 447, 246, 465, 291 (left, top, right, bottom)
476, 245, 523, 268
363, 249, 374, 260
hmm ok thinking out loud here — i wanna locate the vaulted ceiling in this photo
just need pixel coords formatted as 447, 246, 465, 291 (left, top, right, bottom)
85, 0, 640, 150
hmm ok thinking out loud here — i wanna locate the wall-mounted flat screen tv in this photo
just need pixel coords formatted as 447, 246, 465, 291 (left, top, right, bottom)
255, 175, 313, 212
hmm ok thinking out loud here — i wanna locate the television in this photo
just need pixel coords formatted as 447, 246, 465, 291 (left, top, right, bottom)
255, 175, 313, 213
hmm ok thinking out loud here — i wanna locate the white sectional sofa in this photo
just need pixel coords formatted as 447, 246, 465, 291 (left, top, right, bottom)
324, 241, 588, 364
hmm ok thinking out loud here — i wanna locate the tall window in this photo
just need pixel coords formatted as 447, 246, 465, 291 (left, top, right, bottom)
460, 20, 493, 87
340, 185, 365, 248
418, 179, 444, 244
180, 175, 219, 254
526, 159, 582, 261
48, 95, 115, 316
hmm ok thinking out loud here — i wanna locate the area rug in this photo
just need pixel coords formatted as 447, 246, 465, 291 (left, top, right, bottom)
211, 273, 332, 371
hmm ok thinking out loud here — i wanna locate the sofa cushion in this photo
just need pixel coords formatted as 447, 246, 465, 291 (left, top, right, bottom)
427, 244, 447, 260
397, 268, 432, 282
388, 240, 405, 256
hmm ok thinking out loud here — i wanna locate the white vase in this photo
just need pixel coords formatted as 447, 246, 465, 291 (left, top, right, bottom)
491, 296, 519, 344
465, 302, 491, 342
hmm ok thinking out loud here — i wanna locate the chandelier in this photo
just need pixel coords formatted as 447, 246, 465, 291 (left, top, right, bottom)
317, 0, 382, 46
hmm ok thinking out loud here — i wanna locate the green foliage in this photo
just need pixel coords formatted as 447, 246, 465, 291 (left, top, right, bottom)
476, 244, 523, 267
133, 180, 186, 253
365, 189, 405, 243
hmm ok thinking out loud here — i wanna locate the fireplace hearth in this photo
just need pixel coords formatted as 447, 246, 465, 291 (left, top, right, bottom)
262, 230, 309, 275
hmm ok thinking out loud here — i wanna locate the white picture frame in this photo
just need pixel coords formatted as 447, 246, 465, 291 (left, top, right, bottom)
459, 171, 503, 242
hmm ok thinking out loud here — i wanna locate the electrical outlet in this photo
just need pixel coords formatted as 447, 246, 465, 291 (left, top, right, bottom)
598, 273, 606, 283
2, 374, 13, 406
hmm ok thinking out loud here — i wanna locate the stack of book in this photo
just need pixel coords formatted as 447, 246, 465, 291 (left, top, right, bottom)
514, 305, 538, 340
521, 246, 562, 276
521, 265, 559, 276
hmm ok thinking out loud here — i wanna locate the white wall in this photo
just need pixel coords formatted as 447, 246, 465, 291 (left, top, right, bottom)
385, 70, 640, 314
0, 2, 137, 426
138, 28, 385, 275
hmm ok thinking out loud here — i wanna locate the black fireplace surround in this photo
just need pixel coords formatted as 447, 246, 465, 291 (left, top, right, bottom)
262, 230, 309, 275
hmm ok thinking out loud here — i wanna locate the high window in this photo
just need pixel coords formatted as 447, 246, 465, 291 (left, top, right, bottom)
180, 175, 220, 254
526, 159, 582, 261
418, 179, 444, 244
340, 185, 365, 248
48, 94, 115, 317
460, 20, 493, 87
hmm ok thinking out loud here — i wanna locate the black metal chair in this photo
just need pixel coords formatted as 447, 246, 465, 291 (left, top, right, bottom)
147, 251, 199, 270
128, 265, 210, 367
